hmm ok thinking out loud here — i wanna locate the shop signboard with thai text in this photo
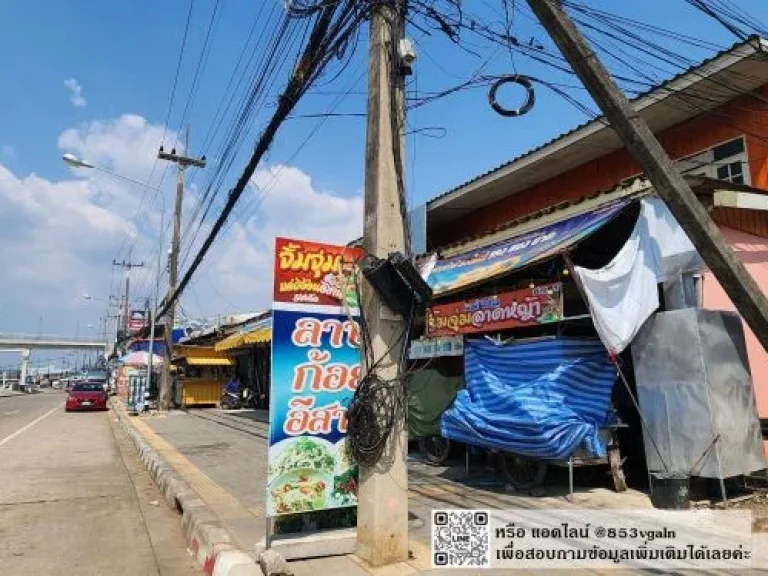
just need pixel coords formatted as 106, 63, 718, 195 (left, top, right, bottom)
426, 283, 564, 337
128, 310, 147, 334
274, 237, 359, 308
409, 335, 464, 359
426, 199, 631, 296
268, 237, 362, 517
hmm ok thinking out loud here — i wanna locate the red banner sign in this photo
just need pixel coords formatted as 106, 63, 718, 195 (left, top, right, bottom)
426, 283, 564, 337
274, 237, 363, 307
128, 310, 147, 334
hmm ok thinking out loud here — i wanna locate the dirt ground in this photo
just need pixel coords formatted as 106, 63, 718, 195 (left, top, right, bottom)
728, 487, 768, 532
691, 476, 768, 532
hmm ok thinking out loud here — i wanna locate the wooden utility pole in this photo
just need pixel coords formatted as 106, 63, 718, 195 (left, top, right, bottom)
157, 126, 206, 411
358, 1, 409, 566
526, 0, 768, 352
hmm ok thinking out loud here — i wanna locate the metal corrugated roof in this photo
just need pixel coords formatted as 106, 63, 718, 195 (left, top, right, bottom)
438, 175, 768, 257
427, 36, 768, 226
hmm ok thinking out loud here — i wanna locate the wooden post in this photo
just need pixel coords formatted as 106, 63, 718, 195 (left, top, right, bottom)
527, 0, 768, 352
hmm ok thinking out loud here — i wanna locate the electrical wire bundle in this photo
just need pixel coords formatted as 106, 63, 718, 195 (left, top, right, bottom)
157, 0, 466, 319
346, 268, 417, 469
141, 0, 768, 325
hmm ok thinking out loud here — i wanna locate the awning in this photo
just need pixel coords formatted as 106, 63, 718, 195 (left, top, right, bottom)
186, 357, 233, 367
214, 317, 272, 352
174, 345, 233, 366
427, 198, 632, 296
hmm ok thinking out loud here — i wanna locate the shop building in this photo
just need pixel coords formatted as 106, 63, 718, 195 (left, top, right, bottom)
422, 37, 768, 463
214, 312, 273, 410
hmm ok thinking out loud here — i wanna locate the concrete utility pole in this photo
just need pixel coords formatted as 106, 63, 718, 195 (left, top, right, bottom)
358, 1, 409, 566
157, 126, 206, 411
113, 259, 145, 334
526, 0, 768, 352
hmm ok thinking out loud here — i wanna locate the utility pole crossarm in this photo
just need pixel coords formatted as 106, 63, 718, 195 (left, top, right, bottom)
526, 0, 768, 352
157, 149, 206, 169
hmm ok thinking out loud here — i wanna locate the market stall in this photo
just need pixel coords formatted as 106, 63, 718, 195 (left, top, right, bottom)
173, 345, 234, 407
413, 187, 766, 504
214, 314, 272, 409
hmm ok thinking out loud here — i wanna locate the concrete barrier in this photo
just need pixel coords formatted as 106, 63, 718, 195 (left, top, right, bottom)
111, 401, 263, 576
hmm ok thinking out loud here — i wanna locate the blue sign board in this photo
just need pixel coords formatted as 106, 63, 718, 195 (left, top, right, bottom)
267, 307, 360, 516
427, 199, 632, 295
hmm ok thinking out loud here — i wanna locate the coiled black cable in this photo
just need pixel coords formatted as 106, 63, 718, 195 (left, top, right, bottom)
488, 74, 536, 117
346, 267, 415, 469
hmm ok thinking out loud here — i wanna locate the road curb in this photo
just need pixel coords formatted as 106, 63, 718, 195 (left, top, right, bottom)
111, 401, 262, 576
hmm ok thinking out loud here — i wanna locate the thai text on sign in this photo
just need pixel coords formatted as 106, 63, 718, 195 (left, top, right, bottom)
426, 283, 563, 337
268, 237, 362, 517
274, 237, 361, 307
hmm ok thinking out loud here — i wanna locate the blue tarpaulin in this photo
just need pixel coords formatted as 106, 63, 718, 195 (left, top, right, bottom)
441, 338, 617, 460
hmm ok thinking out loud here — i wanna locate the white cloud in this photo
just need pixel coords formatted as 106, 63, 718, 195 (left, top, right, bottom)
64, 77, 87, 107
0, 115, 178, 334
0, 113, 362, 333
1, 144, 16, 159
184, 164, 362, 315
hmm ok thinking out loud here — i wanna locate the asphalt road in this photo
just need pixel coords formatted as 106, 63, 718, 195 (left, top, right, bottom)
0, 391, 200, 575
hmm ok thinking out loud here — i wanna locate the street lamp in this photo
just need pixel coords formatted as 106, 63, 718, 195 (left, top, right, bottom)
62, 153, 94, 169
62, 154, 163, 191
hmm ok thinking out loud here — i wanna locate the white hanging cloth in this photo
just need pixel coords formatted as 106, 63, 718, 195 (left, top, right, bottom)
574, 198, 703, 354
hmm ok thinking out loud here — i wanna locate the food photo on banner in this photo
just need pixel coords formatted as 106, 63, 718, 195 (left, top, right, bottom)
267, 237, 363, 518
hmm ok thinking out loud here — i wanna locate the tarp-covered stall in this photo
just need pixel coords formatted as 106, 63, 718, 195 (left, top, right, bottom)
441, 338, 617, 461
407, 369, 463, 439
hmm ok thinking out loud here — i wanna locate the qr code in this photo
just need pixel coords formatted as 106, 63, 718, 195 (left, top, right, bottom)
432, 509, 490, 568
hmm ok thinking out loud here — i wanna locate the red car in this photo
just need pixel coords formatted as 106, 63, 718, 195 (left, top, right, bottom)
65, 383, 108, 412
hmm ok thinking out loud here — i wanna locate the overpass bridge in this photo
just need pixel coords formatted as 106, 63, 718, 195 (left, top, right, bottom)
0, 334, 106, 352
0, 334, 107, 390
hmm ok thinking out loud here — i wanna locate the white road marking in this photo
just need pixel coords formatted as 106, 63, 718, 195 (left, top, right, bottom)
3, 410, 20, 416
0, 406, 60, 448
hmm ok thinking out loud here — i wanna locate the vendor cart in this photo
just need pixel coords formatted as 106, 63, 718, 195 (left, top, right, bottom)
495, 425, 628, 497
432, 336, 629, 499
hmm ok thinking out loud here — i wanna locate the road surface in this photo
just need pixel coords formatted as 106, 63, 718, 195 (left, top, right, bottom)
0, 391, 200, 575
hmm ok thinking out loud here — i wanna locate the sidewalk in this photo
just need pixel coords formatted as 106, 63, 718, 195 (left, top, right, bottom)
114, 404, 768, 575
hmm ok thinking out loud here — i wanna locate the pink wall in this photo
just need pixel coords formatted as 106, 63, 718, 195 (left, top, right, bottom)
702, 226, 768, 461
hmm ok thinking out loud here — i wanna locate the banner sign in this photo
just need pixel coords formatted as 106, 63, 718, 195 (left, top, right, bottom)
126, 368, 148, 413
268, 237, 363, 517
128, 310, 147, 334
274, 237, 360, 309
426, 282, 564, 337
409, 335, 464, 359
427, 199, 631, 296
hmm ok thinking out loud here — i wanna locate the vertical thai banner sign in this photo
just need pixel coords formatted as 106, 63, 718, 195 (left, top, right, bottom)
267, 237, 362, 517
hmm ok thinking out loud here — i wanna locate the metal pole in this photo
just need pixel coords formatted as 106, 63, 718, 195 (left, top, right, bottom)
146, 189, 165, 409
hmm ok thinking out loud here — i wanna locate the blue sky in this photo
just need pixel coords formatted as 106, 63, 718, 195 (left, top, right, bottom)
0, 0, 766, 370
